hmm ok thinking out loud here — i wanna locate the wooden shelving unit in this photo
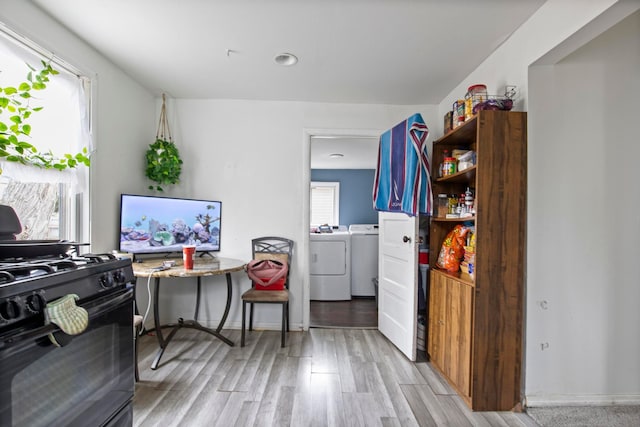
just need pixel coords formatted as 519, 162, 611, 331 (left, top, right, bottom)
427, 110, 527, 411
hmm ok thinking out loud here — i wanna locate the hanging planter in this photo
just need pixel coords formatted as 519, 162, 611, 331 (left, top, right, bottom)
145, 94, 183, 191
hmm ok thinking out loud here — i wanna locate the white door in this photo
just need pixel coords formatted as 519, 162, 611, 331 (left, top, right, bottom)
378, 211, 419, 361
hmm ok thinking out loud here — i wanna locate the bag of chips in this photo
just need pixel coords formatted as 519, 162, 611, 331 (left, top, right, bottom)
436, 224, 470, 273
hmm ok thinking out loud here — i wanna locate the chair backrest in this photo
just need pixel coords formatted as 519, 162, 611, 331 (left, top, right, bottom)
251, 237, 294, 289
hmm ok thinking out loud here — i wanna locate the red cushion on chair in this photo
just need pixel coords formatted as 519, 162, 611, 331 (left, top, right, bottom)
254, 277, 285, 291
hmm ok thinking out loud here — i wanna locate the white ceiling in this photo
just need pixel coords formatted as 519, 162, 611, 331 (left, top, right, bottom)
31, 0, 546, 105
310, 136, 379, 169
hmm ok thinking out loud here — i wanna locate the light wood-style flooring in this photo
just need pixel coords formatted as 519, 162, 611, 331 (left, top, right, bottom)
133, 328, 539, 426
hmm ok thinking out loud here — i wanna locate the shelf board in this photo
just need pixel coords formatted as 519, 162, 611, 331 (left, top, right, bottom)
435, 165, 476, 184
432, 267, 475, 287
431, 215, 475, 222
435, 115, 477, 146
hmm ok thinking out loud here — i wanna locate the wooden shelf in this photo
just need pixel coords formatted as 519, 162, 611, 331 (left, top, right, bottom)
430, 267, 475, 287
434, 115, 477, 146
427, 110, 527, 412
431, 216, 475, 222
436, 165, 476, 184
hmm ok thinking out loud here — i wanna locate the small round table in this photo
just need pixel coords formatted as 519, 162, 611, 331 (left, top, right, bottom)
132, 256, 246, 370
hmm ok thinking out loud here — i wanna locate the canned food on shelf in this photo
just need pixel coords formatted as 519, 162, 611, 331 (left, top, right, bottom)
453, 99, 465, 128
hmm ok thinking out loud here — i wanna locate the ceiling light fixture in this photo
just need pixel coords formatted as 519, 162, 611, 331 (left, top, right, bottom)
329, 153, 344, 158
274, 52, 298, 66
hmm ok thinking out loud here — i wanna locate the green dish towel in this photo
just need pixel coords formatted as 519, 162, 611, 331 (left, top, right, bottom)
45, 294, 89, 346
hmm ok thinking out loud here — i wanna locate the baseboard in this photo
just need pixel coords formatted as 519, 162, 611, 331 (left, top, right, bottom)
525, 394, 640, 407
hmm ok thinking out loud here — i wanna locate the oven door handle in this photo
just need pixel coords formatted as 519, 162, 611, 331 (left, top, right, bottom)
84, 287, 133, 318
0, 288, 133, 351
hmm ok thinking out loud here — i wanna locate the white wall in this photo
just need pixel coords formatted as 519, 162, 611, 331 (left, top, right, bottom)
526, 9, 640, 405
155, 100, 437, 330
437, 0, 640, 406
436, 0, 623, 118
0, 0, 156, 253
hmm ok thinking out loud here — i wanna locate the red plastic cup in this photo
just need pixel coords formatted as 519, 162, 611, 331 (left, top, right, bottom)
182, 245, 196, 270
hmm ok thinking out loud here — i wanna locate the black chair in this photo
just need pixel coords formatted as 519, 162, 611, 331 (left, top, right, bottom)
241, 237, 293, 347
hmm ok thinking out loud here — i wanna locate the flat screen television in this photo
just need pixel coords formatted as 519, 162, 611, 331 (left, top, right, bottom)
119, 194, 221, 255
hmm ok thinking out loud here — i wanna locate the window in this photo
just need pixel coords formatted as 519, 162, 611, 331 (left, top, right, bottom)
310, 181, 340, 226
0, 24, 91, 242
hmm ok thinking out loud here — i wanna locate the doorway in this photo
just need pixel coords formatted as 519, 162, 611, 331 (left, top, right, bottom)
310, 298, 378, 328
307, 132, 380, 328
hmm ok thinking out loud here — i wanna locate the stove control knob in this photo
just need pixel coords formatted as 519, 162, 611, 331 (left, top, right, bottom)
26, 293, 46, 314
0, 298, 21, 320
113, 269, 126, 284
100, 272, 115, 288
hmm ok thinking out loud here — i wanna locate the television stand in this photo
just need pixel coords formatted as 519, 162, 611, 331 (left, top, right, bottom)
198, 251, 217, 259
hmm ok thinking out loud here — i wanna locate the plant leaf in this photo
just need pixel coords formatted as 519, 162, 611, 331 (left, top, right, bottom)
17, 141, 34, 149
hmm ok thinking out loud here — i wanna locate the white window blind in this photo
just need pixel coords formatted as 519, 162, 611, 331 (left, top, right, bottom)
310, 181, 340, 226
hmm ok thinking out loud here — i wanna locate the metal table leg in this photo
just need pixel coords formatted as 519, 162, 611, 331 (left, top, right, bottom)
216, 273, 233, 333
150, 273, 235, 370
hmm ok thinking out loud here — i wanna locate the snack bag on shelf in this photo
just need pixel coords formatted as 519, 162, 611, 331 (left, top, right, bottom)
468, 252, 476, 281
436, 224, 470, 273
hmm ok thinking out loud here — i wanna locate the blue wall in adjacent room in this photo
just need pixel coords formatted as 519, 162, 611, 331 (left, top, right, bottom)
311, 169, 378, 226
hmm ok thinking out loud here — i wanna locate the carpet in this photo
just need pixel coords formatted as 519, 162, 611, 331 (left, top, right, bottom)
527, 405, 640, 427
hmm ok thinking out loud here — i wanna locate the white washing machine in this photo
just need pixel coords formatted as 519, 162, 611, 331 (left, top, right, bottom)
349, 224, 379, 297
310, 226, 352, 301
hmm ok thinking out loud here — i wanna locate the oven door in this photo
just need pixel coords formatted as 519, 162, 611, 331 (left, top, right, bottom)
0, 287, 134, 427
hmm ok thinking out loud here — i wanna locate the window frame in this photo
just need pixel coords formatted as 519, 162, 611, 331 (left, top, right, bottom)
310, 181, 340, 227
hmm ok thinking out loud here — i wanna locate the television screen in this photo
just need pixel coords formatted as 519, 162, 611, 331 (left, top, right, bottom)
119, 194, 221, 254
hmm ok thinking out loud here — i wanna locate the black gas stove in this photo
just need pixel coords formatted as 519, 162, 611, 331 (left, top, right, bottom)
0, 252, 134, 330
0, 205, 136, 426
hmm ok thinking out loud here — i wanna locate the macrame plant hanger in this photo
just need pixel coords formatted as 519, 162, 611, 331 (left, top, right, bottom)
156, 93, 172, 143
145, 93, 183, 191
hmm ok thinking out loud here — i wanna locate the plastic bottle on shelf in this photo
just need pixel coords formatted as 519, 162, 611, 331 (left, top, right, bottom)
457, 194, 466, 215
443, 157, 457, 176
439, 149, 450, 177
464, 188, 474, 210
465, 84, 488, 118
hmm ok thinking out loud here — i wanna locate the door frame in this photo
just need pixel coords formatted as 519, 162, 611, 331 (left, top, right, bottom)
302, 127, 382, 330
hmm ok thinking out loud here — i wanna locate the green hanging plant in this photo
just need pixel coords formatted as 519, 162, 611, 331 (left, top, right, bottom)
145, 138, 182, 191
0, 60, 91, 174
145, 94, 182, 191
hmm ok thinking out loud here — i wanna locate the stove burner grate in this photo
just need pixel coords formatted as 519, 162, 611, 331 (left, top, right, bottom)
0, 253, 120, 285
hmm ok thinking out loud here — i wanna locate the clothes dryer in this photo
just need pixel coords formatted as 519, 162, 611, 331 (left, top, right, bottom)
310, 226, 351, 300
349, 224, 379, 297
